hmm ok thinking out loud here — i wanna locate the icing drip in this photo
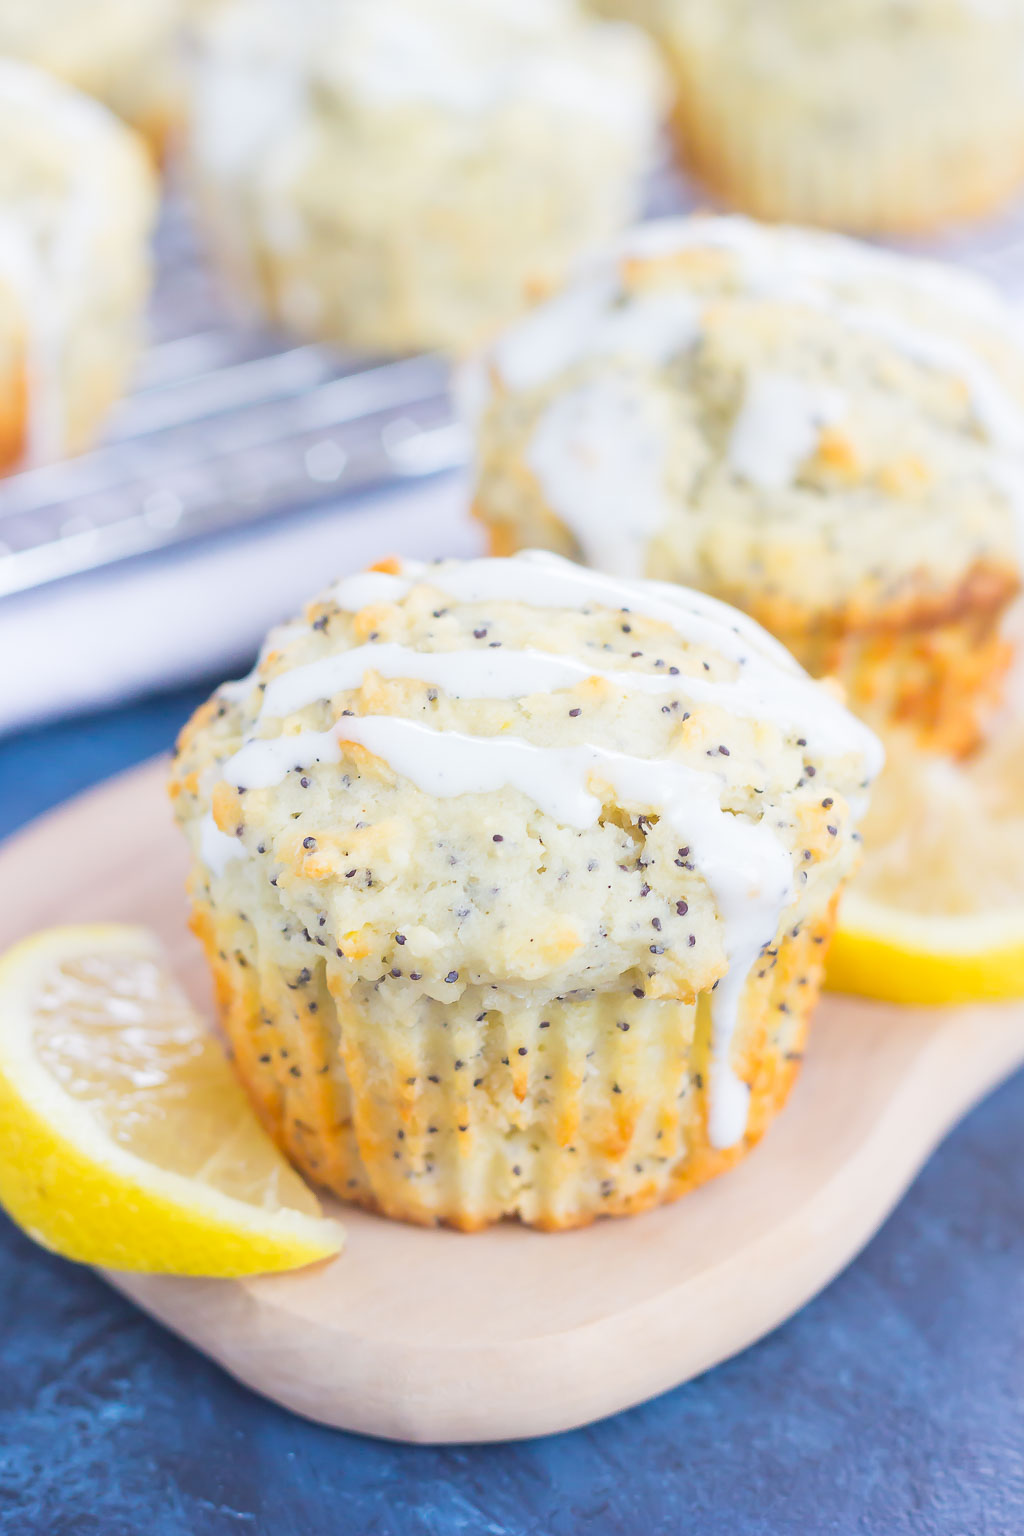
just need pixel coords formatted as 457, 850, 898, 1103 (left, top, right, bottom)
328, 570, 417, 611
199, 813, 245, 877
260, 641, 617, 717
222, 726, 343, 790
219, 619, 309, 702
527, 376, 675, 576
256, 631, 881, 777
728, 372, 848, 491
224, 715, 795, 1149
414, 553, 801, 673
494, 278, 701, 392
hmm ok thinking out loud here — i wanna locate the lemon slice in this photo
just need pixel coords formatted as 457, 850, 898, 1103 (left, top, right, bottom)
827, 723, 1024, 1004
0, 924, 344, 1274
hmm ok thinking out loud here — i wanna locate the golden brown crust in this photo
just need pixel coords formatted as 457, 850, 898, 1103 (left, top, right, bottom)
749, 561, 1020, 757
0, 360, 27, 474
188, 889, 835, 1231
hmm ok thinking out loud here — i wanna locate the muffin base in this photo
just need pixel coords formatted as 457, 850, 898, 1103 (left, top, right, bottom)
189, 893, 836, 1231
666, 65, 1024, 234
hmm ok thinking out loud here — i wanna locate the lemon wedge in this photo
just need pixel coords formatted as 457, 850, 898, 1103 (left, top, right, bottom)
827, 723, 1024, 1005
0, 924, 344, 1274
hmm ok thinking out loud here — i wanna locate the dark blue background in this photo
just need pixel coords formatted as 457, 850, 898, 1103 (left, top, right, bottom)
1, 684, 1022, 1536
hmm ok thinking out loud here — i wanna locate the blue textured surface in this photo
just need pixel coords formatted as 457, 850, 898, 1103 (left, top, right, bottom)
0, 686, 1022, 1536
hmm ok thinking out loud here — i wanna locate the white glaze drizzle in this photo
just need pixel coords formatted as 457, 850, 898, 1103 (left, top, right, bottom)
219, 619, 309, 702
0, 61, 118, 465
527, 376, 676, 576
199, 813, 245, 878
493, 277, 700, 393
705, 218, 1024, 466
324, 553, 794, 673
415, 553, 807, 678
223, 726, 343, 790
328, 570, 416, 611
255, 630, 879, 777
728, 372, 848, 491
223, 714, 795, 1149
238, 553, 881, 774
260, 642, 601, 717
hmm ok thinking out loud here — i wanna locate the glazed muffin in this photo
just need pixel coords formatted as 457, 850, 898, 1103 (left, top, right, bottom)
170, 551, 880, 1230
187, 0, 664, 355
0, 61, 156, 473
659, 0, 1024, 232
470, 216, 1024, 756
0, 0, 181, 149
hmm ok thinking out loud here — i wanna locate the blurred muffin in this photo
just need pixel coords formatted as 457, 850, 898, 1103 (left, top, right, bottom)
470, 216, 1024, 756
660, 0, 1024, 232
0, 61, 156, 473
586, 0, 666, 29
0, 0, 181, 150
187, 0, 664, 355
170, 550, 879, 1230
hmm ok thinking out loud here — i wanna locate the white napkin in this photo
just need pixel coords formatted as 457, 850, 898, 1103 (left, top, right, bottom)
0, 474, 484, 737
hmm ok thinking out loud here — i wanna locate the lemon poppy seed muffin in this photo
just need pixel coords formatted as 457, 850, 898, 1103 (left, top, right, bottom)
660, 0, 1024, 232
0, 0, 182, 150
170, 551, 879, 1231
187, 0, 664, 355
0, 61, 156, 473
470, 216, 1024, 756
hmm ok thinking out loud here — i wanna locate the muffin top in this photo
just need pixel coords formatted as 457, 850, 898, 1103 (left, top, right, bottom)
172, 551, 880, 1148
193, 0, 661, 172
471, 216, 1024, 623
0, 59, 155, 460
0, 57, 151, 240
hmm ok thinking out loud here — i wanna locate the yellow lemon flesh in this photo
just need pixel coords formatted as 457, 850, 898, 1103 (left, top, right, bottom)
0, 924, 344, 1275
827, 722, 1024, 1005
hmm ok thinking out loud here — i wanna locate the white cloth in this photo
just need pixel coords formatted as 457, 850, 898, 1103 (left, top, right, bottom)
0, 475, 484, 736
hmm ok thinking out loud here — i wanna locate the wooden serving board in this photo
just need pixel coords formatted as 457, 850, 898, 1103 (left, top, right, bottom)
2, 758, 1023, 1445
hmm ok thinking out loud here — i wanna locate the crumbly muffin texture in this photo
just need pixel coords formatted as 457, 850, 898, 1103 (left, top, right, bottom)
0, 61, 156, 471
188, 0, 664, 355
471, 216, 1024, 749
0, 0, 181, 146
660, 0, 1024, 231
171, 551, 878, 1228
